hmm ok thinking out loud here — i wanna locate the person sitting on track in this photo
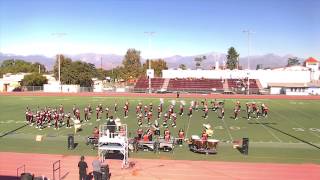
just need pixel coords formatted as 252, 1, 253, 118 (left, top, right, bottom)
86, 127, 99, 149
137, 128, 143, 140
93, 126, 99, 139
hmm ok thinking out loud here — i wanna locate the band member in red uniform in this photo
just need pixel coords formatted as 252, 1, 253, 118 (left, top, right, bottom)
262, 104, 269, 117
149, 103, 153, 112
143, 133, 149, 142
153, 120, 160, 135
246, 103, 251, 120
72, 104, 77, 116
88, 104, 93, 117
66, 112, 71, 128
114, 102, 118, 113
179, 104, 184, 116
203, 105, 209, 119
188, 106, 193, 117
105, 107, 109, 119
39, 111, 45, 130
137, 113, 143, 127
92, 126, 99, 139
159, 103, 163, 113
84, 107, 89, 121
201, 129, 208, 147
234, 101, 241, 120
54, 112, 59, 129
75, 108, 80, 121
137, 128, 143, 140
172, 113, 177, 127
95, 106, 100, 120
147, 111, 152, 125
136, 105, 141, 115
252, 102, 257, 118
168, 105, 174, 119
178, 129, 185, 146
164, 128, 171, 142
27, 110, 33, 125
163, 113, 168, 127
124, 105, 129, 118
147, 128, 153, 141
25, 107, 30, 122
195, 101, 199, 111
59, 104, 64, 121
157, 105, 161, 119
144, 105, 148, 117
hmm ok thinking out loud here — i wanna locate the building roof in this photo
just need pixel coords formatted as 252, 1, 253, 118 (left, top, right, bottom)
305, 57, 318, 63
268, 83, 307, 88
269, 82, 320, 88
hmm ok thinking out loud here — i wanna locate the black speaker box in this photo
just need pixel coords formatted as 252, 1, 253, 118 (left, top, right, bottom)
242, 137, 249, 155
67, 134, 74, 149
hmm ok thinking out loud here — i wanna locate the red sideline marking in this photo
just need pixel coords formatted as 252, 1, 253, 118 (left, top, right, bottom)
2, 92, 320, 100
0, 152, 319, 180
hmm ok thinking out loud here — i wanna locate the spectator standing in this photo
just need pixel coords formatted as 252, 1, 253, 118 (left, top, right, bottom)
78, 156, 88, 180
92, 157, 102, 180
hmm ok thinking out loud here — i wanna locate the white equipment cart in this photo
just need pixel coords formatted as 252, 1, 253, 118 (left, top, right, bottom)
98, 124, 129, 168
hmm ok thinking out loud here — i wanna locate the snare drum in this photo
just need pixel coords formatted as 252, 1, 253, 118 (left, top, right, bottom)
191, 135, 200, 141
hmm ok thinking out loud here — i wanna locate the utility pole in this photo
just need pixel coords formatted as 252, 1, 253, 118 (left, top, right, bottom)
243, 30, 254, 95
144, 31, 155, 94
100, 57, 103, 69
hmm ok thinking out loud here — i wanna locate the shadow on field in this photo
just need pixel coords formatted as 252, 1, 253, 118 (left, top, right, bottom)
0, 175, 17, 180
261, 123, 320, 150
0, 123, 28, 138
249, 122, 277, 125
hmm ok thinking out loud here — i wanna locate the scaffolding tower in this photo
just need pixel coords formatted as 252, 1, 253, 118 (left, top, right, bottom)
98, 124, 129, 168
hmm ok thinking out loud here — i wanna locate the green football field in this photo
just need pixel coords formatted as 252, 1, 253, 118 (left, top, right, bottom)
0, 95, 320, 164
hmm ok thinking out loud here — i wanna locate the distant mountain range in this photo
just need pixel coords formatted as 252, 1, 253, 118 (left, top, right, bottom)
0, 52, 301, 70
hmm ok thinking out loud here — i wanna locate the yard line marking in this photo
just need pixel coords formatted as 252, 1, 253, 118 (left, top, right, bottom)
254, 118, 282, 143
272, 101, 320, 139
221, 118, 233, 141
185, 116, 192, 138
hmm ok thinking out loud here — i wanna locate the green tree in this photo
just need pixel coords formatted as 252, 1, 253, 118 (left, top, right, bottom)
194, 56, 206, 69
105, 66, 124, 82
53, 55, 95, 87
287, 57, 300, 67
21, 73, 48, 86
179, 64, 187, 70
226, 47, 240, 70
0, 59, 46, 76
142, 59, 168, 77
121, 48, 142, 81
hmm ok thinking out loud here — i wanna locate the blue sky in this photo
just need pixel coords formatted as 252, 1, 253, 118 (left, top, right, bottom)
0, 0, 319, 58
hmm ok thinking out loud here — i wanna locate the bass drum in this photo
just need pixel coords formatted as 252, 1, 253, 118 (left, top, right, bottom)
207, 139, 219, 149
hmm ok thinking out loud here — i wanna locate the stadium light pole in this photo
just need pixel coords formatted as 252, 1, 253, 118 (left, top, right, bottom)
52, 33, 67, 85
144, 31, 155, 94
243, 30, 253, 95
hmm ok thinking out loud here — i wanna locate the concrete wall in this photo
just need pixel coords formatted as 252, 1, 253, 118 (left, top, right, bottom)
270, 87, 282, 95
44, 84, 80, 92
162, 69, 312, 88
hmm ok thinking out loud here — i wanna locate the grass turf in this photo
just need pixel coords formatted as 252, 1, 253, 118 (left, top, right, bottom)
0, 95, 320, 164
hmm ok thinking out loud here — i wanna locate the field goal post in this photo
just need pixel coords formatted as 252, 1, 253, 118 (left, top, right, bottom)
53, 160, 61, 180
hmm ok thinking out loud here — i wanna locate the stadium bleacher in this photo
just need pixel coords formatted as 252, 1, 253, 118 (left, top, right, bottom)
134, 77, 261, 93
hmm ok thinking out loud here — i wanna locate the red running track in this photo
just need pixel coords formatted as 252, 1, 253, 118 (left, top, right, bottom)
2, 91, 320, 100
0, 152, 320, 180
